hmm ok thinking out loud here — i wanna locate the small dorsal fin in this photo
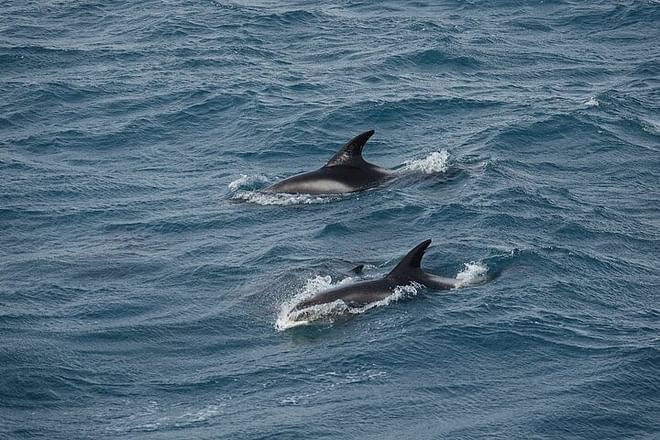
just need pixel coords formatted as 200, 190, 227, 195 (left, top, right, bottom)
324, 130, 375, 167
350, 264, 365, 275
387, 239, 432, 281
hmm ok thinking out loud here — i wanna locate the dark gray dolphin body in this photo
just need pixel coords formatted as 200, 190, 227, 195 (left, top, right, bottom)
265, 130, 394, 194
288, 240, 459, 321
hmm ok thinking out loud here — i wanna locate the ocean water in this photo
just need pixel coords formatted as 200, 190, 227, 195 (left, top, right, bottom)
1, 1, 659, 439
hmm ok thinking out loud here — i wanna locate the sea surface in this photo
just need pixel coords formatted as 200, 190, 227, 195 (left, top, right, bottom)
1, 1, 659, 439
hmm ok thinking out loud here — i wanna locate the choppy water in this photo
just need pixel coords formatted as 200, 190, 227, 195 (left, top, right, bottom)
2, 1, 659, 439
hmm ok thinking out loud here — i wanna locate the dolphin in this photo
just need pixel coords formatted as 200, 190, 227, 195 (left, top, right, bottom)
265, 129, 394, 194
286, 239, 462, 325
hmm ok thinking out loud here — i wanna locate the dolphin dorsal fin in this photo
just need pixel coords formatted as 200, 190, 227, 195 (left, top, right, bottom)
387, 239, 432, 282
351, 264, 365, 275
324, 130, 375, 167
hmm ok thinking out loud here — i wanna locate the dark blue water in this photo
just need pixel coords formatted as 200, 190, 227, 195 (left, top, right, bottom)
2, 1, 659, 439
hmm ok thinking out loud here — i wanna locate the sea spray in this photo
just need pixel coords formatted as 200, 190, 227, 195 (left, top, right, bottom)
402, 150, 450, 174
454, 261, 489, 288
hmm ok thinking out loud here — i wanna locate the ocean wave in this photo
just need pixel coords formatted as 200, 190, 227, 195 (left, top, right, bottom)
381, 48, 482, 72
257, 9, 326, 27
555, 2, 660, 32
107, 399, 230, 434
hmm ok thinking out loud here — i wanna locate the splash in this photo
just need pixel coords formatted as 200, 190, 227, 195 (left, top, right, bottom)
275, 275, 338, 331
584, 96, 599, 107
454, 261, 489, 288
401, 150, 450, 174
228, 174, 269, 192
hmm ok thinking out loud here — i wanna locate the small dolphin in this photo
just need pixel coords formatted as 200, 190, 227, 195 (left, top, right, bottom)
286, 239, 463, 324
265, 130, 394, 194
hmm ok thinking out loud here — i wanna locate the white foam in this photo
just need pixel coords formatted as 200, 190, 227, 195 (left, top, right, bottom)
275, 275, 340, 331
454, 261, 489, 288
584, 96, 599, 107
640, 118, 660, 135
371, 283, 421, 307
231, 190, 335, 206
401, 150, 450, 174
279, 368, 387, 405
109, 401, 227, 433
